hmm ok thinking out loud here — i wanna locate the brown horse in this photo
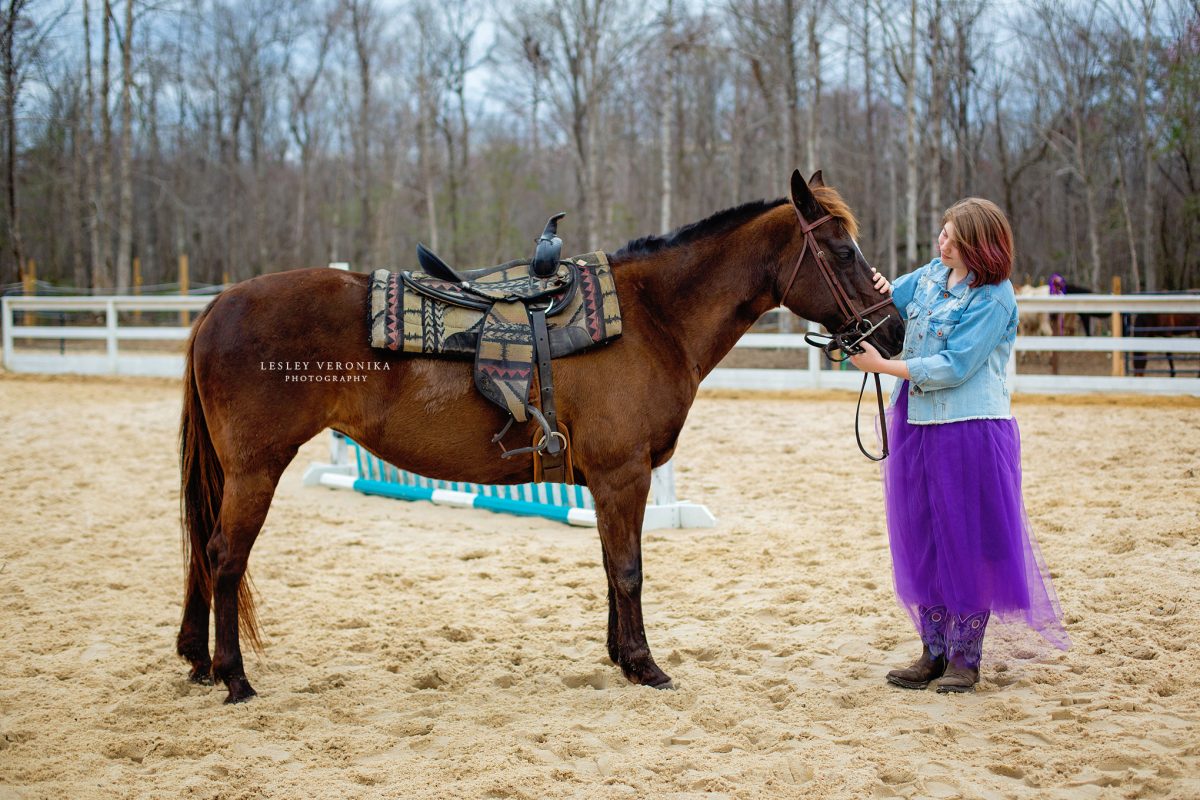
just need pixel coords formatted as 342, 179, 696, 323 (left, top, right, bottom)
178, 170, 905, 703
1127, 311, 1200, 377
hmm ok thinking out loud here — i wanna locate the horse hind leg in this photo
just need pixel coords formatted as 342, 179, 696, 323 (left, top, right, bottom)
208, 468, 284, 703
177, 551, 214, 684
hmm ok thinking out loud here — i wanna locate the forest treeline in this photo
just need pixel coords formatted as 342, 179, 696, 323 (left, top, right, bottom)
3, 0, 1199, 294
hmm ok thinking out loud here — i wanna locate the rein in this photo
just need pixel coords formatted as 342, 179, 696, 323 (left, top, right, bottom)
781, 207, 894, 462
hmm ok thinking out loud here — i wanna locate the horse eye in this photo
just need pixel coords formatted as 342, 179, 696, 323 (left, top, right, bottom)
838, 248, 854, 263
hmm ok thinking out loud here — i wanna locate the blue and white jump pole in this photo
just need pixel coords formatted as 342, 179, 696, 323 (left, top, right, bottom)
303, 432, 716, 531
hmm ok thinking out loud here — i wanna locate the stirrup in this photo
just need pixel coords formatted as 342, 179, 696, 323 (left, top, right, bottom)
495, 406, 561, 459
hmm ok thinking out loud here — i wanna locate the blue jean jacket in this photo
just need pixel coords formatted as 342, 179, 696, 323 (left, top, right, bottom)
889, 258, 1017, 424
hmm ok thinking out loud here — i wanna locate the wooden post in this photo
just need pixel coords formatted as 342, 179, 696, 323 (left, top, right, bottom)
1111, 275, 1124, 377
179, 253, 190, 326
21, 259, 35, 325
133, 257, 142, 321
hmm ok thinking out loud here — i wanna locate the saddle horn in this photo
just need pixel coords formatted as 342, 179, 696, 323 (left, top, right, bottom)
531, 212, 566, 278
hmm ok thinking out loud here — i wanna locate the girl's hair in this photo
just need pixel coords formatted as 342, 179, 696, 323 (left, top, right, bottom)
942, 198, 1014, 287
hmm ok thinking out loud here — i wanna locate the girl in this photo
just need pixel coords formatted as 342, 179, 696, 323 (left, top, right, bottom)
848, 198, 1069, 693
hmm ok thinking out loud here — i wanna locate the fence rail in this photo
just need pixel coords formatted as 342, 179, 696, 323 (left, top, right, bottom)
2, 295, 213, 377
3, 293, 1199, 394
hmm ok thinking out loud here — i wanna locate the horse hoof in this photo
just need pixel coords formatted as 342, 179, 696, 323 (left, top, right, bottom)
188, 666, 215, 685
621, 659, 673, 689
223, 677, 257, 704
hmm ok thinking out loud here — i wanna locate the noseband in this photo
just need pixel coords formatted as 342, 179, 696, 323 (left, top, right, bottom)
781, 206, 894, 462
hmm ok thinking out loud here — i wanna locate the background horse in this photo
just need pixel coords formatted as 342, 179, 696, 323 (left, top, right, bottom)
177, 170, 905, 703
1126, 311, 1200, 377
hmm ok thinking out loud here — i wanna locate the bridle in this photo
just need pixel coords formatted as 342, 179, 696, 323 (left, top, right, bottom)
780, 205, 895, 462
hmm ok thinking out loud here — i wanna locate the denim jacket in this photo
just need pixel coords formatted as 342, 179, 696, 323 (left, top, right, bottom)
889, 258, 1017, 424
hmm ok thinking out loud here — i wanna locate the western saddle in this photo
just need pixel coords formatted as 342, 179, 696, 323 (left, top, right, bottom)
368, 214, 622, 484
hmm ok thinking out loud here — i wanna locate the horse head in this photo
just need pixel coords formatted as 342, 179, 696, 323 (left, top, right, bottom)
779, 169, 905, 359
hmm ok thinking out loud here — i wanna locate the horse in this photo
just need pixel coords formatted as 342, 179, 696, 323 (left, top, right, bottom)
1126, 311, 1200, 377
1056, 279, 1107, 337
1016, 283, 1053, 337
177, 169, 905, 703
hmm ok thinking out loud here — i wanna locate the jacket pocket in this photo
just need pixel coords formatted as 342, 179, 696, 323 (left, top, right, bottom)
928, 318, 958, 350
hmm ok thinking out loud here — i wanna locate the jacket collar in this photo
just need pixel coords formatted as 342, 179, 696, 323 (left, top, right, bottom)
931, 258, 973, 297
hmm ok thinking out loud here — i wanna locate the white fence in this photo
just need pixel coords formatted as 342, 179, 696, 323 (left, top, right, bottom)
3, 293, 1199, 395
710, 294, 1200, 396
1, 295, 211, 378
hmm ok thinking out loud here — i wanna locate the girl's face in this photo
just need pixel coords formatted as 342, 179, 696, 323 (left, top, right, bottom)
938, 222, 962, 270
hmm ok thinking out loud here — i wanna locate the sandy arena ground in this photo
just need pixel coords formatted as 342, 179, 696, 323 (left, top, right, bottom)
1, 372, 1198, 799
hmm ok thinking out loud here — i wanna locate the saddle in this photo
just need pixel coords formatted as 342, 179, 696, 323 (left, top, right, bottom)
368, 215, 622, 482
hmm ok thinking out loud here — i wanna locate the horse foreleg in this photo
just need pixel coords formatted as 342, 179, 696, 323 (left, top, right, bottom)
208, 472, 277, 703
601, 548, 618, 665
592, 467, 672, 689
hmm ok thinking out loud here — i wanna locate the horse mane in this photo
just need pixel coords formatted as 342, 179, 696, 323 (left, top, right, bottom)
611, 185, 859, 260
811, 185, 859, 240
612, 198, 788, 260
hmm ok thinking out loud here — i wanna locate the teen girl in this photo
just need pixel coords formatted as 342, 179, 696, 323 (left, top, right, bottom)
849, 198, 1069, 692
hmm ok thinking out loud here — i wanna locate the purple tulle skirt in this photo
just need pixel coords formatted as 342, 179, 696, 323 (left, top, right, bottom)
881, 383, 1069, 651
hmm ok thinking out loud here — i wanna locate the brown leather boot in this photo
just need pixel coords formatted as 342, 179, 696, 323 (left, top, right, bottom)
886, 605, 948, 689
936, 610, 989, 694
936, 662, 979, 692
886, 646, 947, 689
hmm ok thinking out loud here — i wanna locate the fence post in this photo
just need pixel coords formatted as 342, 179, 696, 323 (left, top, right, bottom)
2, 296, 13, 370
1111, 275, 1124, 377
106, 298, 119, 374
807, 319, 822, 387
21, 259, 35, 325
133, 257, 142, 322
179, 254, 190, 326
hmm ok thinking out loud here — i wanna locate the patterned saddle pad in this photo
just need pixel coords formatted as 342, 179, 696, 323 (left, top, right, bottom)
368, 251, 622, 421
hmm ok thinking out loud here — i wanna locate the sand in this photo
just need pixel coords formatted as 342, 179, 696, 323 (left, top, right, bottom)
1, 372, 1198, 799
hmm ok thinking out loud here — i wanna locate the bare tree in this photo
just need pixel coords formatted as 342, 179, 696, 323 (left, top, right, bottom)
98, 0, 113, 285
412, 1, 451, 251
803, 0, 829, 175
284, 1, 337, 265
1, 0, 33, 286
346, 0, 382, 267
1024, 0, 1106, 289
727, 0, 799, 183
877, 0, 921, 268
924, 0, 945, 256
947, 0, 986, 197
985, 64, 1047, 275
532, 0, 651, 249
660, 0, 678, 232
1109, 0, 1160, 289
113, 0, 134, 292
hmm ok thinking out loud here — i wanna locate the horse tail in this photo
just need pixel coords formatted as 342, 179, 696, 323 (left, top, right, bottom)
179, 306, 263, 653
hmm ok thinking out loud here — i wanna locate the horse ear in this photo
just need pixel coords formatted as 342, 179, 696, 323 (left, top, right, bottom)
790, 169, 821, 219
808, 170, 825, 188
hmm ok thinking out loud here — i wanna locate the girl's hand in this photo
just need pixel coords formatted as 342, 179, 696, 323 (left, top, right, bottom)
871, 268, 892, 295
848, 340, 888, 373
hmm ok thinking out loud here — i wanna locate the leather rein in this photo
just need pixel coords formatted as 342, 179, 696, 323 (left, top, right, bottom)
780, 207, 895, 462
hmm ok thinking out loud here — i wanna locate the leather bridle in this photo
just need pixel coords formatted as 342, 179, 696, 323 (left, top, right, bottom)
781, 205, 895, 462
